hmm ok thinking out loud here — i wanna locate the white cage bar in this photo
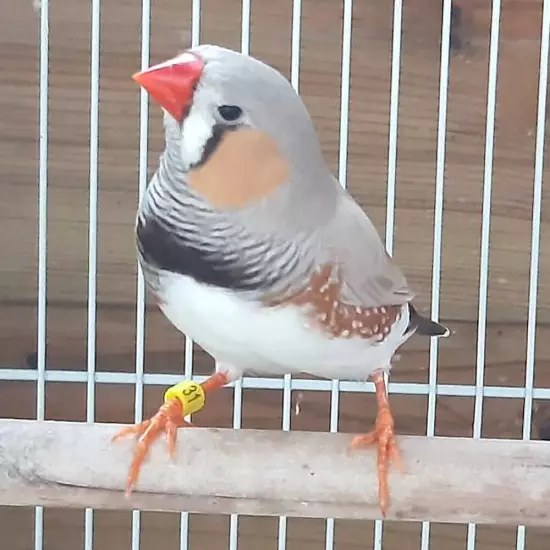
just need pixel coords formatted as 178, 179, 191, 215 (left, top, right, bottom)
2, 0, 550, 549
35, 0, 49, 548
517, 0, 550, 547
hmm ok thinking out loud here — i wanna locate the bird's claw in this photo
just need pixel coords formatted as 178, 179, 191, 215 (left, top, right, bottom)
111, 398, 193, 496
350, 406, 404, 517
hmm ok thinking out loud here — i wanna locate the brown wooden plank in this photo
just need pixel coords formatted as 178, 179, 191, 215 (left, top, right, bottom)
2, 421, 550, 525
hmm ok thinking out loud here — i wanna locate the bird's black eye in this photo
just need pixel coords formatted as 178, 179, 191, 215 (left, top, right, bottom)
217, 105, 243, 122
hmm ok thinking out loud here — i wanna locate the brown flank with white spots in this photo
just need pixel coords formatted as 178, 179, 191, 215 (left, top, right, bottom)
266, 264, 402, 341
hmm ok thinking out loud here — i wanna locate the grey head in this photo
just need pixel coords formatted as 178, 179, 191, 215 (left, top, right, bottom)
162, 44, 329, 182
135, 44, 339, 234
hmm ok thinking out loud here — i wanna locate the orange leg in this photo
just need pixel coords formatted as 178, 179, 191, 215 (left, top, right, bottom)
112, 372, 229, 496
350, 371, 404, 517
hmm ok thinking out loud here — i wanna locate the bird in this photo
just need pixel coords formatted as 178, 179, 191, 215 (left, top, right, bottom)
111, 44, 450, 517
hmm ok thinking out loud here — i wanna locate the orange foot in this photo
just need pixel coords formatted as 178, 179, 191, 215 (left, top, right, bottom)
112, 372, 229, 496
350, 372, 404, 517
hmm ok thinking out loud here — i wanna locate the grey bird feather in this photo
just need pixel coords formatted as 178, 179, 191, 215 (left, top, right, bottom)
136, 44, 449, 355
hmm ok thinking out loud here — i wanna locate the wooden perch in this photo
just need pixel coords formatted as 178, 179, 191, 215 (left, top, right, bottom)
0, 419, 549, 526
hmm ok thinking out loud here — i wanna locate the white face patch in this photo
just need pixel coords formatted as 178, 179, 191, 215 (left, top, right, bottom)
179, 108, 215, 169
177, 85, 221, 170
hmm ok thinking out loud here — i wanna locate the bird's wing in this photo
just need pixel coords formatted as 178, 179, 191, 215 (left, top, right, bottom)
196, 126, 414, 309
231, 171, 415, 309
317, 183, 415, 308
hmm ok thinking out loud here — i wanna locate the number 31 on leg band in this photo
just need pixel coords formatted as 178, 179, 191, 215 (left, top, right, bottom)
164, 381, 206, 416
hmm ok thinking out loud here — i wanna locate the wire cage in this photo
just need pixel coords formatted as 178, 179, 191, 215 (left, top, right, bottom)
1, 0, 549, 548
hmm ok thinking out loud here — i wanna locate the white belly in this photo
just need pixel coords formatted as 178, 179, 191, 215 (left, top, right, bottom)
157, 272, 410, 382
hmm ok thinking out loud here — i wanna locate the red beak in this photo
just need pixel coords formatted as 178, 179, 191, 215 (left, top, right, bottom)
132, 52, 205, 121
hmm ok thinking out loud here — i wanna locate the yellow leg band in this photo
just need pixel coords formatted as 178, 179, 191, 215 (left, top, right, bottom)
164, 380, 206, 417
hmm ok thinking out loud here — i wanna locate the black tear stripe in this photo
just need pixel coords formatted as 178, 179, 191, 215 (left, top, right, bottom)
189, 123, 240, 170
137, 217, 268, 292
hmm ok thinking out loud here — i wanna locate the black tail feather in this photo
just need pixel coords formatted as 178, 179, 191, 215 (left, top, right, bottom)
407, 304, 450, 337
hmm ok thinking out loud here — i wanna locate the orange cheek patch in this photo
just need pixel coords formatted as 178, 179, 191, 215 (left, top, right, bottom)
187, 128, 290, 209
